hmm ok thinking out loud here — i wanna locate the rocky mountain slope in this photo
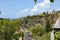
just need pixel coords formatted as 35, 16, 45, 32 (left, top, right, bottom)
16, 11, 60, 28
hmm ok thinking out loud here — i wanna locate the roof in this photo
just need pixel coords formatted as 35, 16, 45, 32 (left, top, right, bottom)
54, 16, 60, 28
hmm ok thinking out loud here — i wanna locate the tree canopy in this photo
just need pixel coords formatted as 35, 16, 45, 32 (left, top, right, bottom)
34, 0, 54, 4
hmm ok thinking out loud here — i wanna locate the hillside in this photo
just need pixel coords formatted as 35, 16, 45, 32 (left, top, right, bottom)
15, 11, 60, 28
0, 11, 60, 40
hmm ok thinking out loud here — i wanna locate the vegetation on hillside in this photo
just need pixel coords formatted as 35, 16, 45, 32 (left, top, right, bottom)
0, 11, 60, 40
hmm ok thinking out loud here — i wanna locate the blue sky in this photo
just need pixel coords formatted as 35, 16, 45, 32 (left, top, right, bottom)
0, 0, 60, 19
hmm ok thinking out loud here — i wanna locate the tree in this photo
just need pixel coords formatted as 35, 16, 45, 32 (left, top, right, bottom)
54, 32, 60, 40
0, 19, 20, 40
28, 25, 45, 36
34, 0, 54, 4
45, 20, 52, 33
42, 12, 47, 15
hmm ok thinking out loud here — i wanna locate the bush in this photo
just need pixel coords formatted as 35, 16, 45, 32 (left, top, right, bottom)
54, 32, 60, 40
28, 25, 45, 36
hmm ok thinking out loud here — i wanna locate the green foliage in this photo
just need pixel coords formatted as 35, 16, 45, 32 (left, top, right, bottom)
33, 32, 51, 40
45, 20, 52, 33
42, 12, 47, 16
54, 32, 60, 40
0, 10, 60, 40
50, 0, 54, 3
0, 19, 20, 40
43, 12, 46, 14
28, 25, 45, 36
34, 0, 54, 4
34, 0, 37, 4
13, 31, 24, 40
39, 32, 51, 40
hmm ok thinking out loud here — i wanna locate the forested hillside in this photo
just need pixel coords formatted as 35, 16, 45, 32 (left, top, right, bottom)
15, 11, 60, 28
0, 11, 60, 40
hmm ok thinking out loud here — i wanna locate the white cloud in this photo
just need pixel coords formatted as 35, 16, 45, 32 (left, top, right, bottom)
21, 8, 30, 13
30, 0, 51, 14
35, 0, 50, 8
57, 8, 60, 11
16, 8, 31, 18
17, 0, 51, 17
39, 0, 51, 7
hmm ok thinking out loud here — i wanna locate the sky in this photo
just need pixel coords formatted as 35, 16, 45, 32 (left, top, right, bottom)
0, 0, 60, 19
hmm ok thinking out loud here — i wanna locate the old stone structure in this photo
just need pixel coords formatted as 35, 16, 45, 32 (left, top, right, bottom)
24, 31, 32, 40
